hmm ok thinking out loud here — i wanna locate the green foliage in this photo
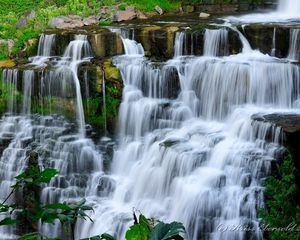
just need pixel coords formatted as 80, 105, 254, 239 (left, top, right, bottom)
13, 166, 59, 189
259, 154, 300, 240
0, 163, 93, 240
99, 21, 113, 25
125, 213, 185, 240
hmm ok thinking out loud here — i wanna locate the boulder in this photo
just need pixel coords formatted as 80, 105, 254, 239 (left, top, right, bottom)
137, 11, 148, 20
155, 5, 164, 15
83, 16, 99, 26
199, 12, 210, 18
15, 10, 36, 29
48, 16, 69, 29
68, 15, 82, 20
48, 16, 84, 29
113, 6, 136, 22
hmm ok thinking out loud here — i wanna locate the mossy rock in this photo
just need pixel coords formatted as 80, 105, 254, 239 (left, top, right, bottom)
103, 59, 121, 82
0, 60, 16, 68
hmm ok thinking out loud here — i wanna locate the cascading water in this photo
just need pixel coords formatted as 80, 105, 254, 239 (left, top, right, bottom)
174, 32, 185, 57
0, 32, 106, 239
31, 34, 56, 65
277, 0, 300, 16
74, 25, 299, 240
225, 0, 300, 23
271, 28, 276, 56
287, 29, 300, 61
203, 29, 228, 57
1, 3, 300, 240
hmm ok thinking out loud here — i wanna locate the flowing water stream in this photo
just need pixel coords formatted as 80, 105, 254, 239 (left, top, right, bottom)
0, 1, 300, 239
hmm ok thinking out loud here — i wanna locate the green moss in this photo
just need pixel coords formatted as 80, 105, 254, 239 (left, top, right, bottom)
99, 20, 113, 25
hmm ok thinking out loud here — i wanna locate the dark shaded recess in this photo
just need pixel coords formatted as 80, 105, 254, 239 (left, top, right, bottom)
240, 25, 290, 57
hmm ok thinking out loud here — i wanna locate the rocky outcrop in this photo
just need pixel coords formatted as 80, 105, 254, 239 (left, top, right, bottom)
48, 15, 100, 29
241, 25, 290, 58
15, 11, 36, 29
113, 6, 137, 22
252, 113, 300, 135
83, 16, 98, 26
252, 113, 300, 183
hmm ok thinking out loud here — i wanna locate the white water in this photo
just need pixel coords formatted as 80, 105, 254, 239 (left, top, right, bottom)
31, 34, 56, 65
204, 29, 228, 56
174, 32, 185, 57
1, 10, 300, 240
287, 29, 300, 61
73, 27, 300, 240
56, 35, 93, 137
225, 0, 300, 23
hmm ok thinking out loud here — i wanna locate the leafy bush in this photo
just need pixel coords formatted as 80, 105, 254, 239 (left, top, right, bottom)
259, 154, 300, 240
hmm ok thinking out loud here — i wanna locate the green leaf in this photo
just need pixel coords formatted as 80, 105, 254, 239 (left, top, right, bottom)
81, 233, 116, 240
99, 234, 117, 240
149, 222, 185, 240
125, 223, 150, 240
0, 217, 17, 226
35, 168, 59, 183
139, 214, 152, 230
44, 203, 71, 210
19, 232, 42, 240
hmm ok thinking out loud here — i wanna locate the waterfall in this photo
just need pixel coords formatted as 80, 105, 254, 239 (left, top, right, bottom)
174, 32, 185, 57
277, 0, 300, 16
287, 29, 300, 61
102, 71, 107, 135
204, 29, 229, 57
0, 116, 33, 239
22, 70, 34, 115
37, 34, 56, 57
121, 38, 144, 55
58, 34, 93, 137
31, 34, 56, 64
1, 7, 300, 240
74, 26, 299, 240
271, 28, 276, 56
225, 0, 300, 23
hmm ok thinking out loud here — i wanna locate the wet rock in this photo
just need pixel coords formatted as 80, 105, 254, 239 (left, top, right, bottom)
15, 10, 36, 28
155, 5, 164, 15
21, 137, 33, 148
113, 6, 136, 22
97, 176, 116, 197
252, 113, 300, 134
199, 12, 210, 18
241, 174, 252, 188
